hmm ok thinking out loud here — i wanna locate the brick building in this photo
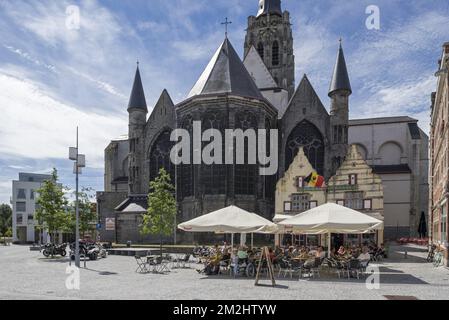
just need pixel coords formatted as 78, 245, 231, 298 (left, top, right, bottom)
430, 42, 449, 266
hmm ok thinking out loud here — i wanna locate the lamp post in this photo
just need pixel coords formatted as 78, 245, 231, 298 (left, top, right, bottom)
69, 127, 86, 268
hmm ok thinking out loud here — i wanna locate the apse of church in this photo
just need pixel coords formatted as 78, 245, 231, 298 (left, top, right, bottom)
100, 0, 354, 244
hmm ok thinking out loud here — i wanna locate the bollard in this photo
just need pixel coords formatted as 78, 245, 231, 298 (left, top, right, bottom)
404, 250, 408, 259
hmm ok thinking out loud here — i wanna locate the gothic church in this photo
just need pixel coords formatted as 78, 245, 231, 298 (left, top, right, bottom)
99, 0, 353, 243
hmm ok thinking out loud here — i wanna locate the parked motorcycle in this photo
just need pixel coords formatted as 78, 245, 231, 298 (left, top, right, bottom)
69, 241, 107, 261
42, 243, 67, 257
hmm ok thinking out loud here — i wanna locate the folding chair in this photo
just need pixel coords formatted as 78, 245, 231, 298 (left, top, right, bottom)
152, 256, 171, 274
135, 256, 149, 273
347, 259, 363, 279
180, 254, 191, 269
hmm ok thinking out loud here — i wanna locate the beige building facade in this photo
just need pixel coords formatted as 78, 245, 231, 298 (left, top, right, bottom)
275, 145, 384, 248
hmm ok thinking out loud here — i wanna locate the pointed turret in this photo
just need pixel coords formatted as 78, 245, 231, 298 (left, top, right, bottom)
127, 63, 147, 195
256, 0, 282, 18
329, 41, 351, 176
329, 42, 352, 97
128, 64, 148, 112
188, 38, 263, 100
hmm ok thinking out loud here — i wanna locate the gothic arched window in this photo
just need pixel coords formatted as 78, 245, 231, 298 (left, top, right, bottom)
257, 42, 264, 60
285, 120, 325, 175
149, 130, 175, 185
179, 116, 194, 199
235, 112, 258, 195
272, 41, 280, 66
264, 118, 276, 199
201, 113, 226, 195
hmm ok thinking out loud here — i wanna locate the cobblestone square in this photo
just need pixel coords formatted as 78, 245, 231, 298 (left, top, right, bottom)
1, 244, 448, 300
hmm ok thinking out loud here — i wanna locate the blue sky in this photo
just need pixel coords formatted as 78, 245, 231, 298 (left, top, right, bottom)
0, 0, 448, 204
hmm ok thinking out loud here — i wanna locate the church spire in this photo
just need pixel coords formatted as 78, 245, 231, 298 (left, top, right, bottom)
127, 63, 148, 113
256, 0, 282, 18
329, 40, 352, 97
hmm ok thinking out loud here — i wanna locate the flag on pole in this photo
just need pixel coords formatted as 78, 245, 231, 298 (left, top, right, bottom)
304, 172, 325, 188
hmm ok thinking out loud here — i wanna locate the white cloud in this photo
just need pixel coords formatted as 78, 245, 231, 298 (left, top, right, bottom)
0, 72, 126, 168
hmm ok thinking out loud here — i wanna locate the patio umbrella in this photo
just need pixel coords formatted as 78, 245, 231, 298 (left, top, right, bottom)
278, 203, 383, 257
178, 205, 277, 246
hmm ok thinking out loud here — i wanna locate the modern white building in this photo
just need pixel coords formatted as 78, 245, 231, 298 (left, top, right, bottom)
11, 173, 52, 243
349, 116, 429, 240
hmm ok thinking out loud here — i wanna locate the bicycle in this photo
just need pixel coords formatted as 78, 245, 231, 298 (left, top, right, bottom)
433, 250, 444, 267
427, 244, 436, 262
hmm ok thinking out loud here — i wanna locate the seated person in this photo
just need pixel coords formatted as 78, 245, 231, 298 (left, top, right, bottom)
337, 246, 346, 256
220, 242, 228, 255
357, 246, 371, 262
237, 246, 248, 262
378, 244, 387, 258
315, 246, 326, 259
268, 248, 276, 263
197, 251, 222, 275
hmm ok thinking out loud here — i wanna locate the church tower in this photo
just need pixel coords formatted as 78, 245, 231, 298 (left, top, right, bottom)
329, 41, 351, 174
244, 0, 295, 98
127, 64, 148, 194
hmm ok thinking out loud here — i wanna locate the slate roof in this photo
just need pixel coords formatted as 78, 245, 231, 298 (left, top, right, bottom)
349, 116, 417, 126
128, 66, 148, 112
188, 38, 264, 100
408, 123, 422, 140
329, 43, 352, 96
371, 165, 412, 175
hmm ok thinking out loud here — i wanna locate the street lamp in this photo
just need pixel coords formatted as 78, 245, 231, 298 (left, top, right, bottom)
69, 127, 86, 268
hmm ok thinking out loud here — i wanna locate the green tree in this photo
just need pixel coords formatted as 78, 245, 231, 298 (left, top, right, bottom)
35, 169, 68, 242
141, 168, 176, 257
0, 204, 12, 244
68, 187, 97, 239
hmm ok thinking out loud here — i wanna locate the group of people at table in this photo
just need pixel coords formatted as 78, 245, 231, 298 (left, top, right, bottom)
195, 242, 387, 276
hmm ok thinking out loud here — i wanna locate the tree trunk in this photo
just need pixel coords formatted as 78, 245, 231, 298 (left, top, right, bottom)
160, 232, 163, 259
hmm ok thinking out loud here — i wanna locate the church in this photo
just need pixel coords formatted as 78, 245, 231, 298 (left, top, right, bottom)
97, 0, 428, 244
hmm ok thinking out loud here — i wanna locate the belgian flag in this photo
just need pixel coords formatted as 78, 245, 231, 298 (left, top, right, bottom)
304, 172, 325, 188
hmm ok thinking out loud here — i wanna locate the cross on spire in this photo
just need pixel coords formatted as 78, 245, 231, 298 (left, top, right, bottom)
221, 17, 232, 38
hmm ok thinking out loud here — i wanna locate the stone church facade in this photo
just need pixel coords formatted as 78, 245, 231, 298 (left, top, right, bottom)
97, 0, 426, 244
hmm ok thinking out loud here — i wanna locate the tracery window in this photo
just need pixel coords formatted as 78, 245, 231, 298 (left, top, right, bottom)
201, 113, 226, 195
235, 112, 258, 195
285, 120, 325, 175
179, 116, 194, 198
149, 130, 175, 185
